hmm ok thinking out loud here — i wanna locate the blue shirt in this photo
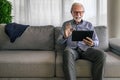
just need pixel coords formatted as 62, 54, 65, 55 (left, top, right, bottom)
57, 19, 99, 51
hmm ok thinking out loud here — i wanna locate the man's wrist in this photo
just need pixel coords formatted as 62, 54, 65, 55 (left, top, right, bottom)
91, 42, 95, 47
63, 35, 67, 39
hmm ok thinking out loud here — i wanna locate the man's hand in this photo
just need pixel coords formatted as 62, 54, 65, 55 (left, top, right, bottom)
83, 37, 94, 47
64, 23, 73, 38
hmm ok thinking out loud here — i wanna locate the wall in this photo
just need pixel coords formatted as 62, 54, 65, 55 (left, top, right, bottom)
108, 0, 120, 38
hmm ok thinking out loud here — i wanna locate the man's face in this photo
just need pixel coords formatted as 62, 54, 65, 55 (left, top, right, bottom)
71, 5, 84, 23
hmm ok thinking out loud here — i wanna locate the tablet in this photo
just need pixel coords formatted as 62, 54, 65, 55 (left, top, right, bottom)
72, 31, 94, 41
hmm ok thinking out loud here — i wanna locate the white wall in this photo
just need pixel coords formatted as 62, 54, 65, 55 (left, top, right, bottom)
108, 0, 120, 38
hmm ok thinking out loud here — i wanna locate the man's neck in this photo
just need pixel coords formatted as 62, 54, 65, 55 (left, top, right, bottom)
74, 19, 83, 24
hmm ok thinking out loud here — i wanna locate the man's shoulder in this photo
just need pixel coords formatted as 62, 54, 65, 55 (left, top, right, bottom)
82, 20, 94, 29
63, 20, 73, 24
83, 20, 93, 27
83, 20, 92, 25
61, 20, 73, 27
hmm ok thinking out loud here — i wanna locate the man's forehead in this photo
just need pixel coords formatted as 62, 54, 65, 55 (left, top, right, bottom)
72, 5, 84, 11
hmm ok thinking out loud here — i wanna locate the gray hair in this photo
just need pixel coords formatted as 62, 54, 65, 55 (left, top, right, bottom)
70, 2, 84, 13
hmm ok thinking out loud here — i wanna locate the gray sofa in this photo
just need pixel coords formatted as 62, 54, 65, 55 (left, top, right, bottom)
0, 24, 120, 80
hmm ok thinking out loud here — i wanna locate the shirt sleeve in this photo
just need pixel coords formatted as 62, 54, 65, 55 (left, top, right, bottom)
92, 29, 99, 47
56, 23, 67, 45
90, 23, 99, 47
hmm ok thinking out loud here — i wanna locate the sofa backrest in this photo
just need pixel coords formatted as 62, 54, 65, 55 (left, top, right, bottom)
0, 24, 108, 51
0, 24, 54, 50
94, 26, 109, 51
55, 26, 109, 51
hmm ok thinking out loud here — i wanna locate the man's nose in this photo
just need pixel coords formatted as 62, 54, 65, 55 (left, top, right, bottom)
76, 12, 81, 16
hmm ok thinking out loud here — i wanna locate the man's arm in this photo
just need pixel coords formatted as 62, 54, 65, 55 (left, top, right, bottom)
92, 29, 99, 47
83, 28, 99, 47
57, 22, 73, 45
56, 23, 67, 45
57, 34, 67, 45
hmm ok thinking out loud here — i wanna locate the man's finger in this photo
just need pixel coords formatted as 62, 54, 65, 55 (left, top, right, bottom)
86, 37, 92, 42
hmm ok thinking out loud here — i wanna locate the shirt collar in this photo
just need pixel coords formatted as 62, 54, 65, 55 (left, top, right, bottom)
72, 19, 83, 25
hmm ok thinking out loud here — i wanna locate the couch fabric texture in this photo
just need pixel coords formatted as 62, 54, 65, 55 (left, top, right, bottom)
0, 24, 120, 80
109, 38, 120, 56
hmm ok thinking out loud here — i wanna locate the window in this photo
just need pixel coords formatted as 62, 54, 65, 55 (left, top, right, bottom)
9, 0, 62, 26
9, 0, 107, 26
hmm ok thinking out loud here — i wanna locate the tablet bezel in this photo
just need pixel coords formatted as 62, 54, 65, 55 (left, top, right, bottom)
72, 31, 94, 41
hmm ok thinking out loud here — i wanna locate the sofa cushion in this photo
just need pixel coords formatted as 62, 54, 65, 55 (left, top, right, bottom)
104, 51, 120, 77
55, 27, 65, 51
0, 25, 54, 50
109, 38, 120, 56
56, 51, 91, 77
0, 51, 55, 77
55, 51, 120, 77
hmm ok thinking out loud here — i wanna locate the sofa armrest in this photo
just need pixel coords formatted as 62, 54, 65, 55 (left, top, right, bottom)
109, 38, 120, 56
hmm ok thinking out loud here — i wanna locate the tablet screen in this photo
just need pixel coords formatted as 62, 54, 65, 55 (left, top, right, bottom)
72, 31, 94, 41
